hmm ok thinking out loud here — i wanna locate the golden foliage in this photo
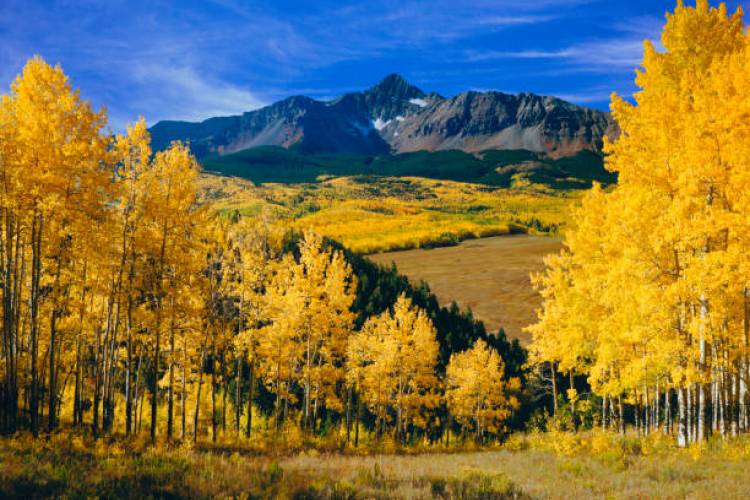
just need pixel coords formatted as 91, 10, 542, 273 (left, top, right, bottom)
528, 1, 750, 445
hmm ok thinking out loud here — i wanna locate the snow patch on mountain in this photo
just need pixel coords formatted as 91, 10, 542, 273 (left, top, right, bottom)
373, 117, 391, 130
409, 98, 427, 108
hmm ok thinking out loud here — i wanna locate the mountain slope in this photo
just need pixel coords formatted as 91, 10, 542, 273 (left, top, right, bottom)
201, 146, 616, 188
150, 74, 616, 160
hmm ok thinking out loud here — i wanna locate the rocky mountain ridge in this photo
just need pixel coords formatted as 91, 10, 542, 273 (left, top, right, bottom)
150, 74, 617, 160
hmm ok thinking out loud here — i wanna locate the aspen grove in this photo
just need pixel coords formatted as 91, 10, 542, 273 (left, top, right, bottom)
528, 1, 750, 446
0, 57, 519, 445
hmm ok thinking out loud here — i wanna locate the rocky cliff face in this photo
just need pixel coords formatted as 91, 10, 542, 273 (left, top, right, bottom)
149, 74, 617, 159
382, 91, 616, 158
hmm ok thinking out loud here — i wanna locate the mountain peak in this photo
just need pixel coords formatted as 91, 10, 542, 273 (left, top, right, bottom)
368, 73, 424, 99
378, 73, 409, 86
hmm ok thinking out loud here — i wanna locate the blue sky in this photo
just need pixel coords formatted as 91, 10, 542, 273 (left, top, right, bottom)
1, 1, 745, 131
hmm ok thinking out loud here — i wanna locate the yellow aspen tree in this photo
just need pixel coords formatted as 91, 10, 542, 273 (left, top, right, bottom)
140, 140, 201, 442
232, 221, 284, 437
258, 254, 300, 430
446, 339, 519, 441
113, 118, 152, 435
292, 231, 357, 430
353, 294, 439, 442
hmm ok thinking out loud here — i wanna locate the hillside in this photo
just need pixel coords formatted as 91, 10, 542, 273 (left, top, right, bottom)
149, 74, 617, 159
200, 146, 616, 189
199, 173, 577, 254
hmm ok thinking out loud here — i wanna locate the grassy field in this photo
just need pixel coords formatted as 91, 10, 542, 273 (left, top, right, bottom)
3, 431, 749, 498
369, 235, 562, 343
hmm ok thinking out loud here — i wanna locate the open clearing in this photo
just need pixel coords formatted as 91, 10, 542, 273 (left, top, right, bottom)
368, 235, 562, 344
280, 449, 750, 499
5, 436, 749, 499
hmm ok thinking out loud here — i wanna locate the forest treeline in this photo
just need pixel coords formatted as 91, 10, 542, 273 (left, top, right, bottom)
529, 1, 750, 446
0, 58, 525, 445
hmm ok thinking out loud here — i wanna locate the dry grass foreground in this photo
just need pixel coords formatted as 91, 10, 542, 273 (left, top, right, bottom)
369, 235, 562, 343
3, 431, 750, 499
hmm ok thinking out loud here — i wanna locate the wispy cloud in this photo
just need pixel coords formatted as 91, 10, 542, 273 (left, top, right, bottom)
554, 87, 621, 105
464, 14, 663, 73
478, 15, 558, 27
465, 39, 648, 71
128, 65, 265, 123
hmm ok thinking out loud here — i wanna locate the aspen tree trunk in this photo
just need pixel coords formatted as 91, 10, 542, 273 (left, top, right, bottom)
138, 379, 146, 434
283, 389, 289, 425
235, 356, 241, 435
1, 212, 16, 434
312, 390, 319, 434
635, 393, 641, 437
698, 296, 708, 442
721, 349, 729, 437
181, 339, 187, 440
446, 410, 452, 446
100, 288, 114, 433
167, 305, 176, 440
375, 406, 382, 442
47, 256, 62, 432
719, 369, 726, 437
133, 348, 143, 434
697, 183, 713, 442
246, 361, 254, 437
222, 379, 227, 433
602, 396, 608, 431
211, 343, 217, 443
687, 386, 693, 444
193, 347, 205, 443
569, 371, 576, 432
92, 323, 103, 438
664, 387, 672, 434
734, 371, 741, 437
273, 360, 281, 432
354, 391, 361, 448
712, 378, 719, 433
53, 347, 66, 426
304, 325, 311, 432
396, 377, 404, 442
125, 293, 133, 435
151, 214, 169, 443
73, 261, 87, 428
13, 232, 22, 431
73, 333, 82, 427
655, 381, 660, 432
29, 214, 42, 437
678, 386, 688, 448
643, 386, 651, 435
618, 395, 624, 436
104, 282, 123, 434
151, 309, 161, 443
551, 362, 558, 418
13, 221, 22, 433
720, 356, 726, 435
345, 386, 352, 444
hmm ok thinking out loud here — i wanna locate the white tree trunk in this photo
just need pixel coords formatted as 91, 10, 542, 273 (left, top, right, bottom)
677, 386, 687, 448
